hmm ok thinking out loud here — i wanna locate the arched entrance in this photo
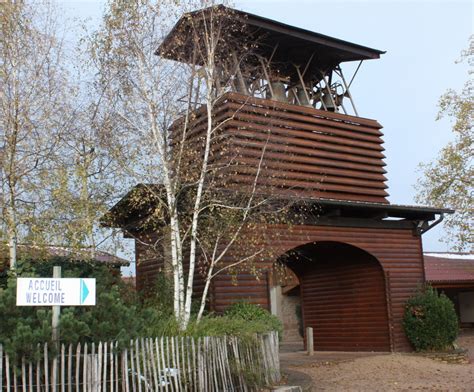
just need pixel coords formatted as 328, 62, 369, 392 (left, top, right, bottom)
278, 241, 391, 352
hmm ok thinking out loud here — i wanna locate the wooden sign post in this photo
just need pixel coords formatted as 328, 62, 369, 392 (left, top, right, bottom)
51, 266, 61, 346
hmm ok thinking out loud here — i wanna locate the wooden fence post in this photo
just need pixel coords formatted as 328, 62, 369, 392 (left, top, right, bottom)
0, 333, 281, 391
306, 327, 314, 356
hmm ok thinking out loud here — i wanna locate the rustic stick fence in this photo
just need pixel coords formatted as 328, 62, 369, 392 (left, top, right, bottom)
0, 332, 280, 391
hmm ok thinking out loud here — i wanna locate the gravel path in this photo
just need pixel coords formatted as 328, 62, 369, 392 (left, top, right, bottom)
291, 354, 473, 391
284, 331, 474, 391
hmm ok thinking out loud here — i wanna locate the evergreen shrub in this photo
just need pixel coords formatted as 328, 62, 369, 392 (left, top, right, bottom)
223, 301, 283, 338
0, 259, 154, 362
403, 285, 459, 351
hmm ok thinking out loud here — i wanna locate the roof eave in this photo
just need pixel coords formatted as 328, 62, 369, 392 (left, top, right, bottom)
156, 5, 385, 62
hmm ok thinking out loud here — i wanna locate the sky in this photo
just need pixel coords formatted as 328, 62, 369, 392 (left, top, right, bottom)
58, 0, 473, 274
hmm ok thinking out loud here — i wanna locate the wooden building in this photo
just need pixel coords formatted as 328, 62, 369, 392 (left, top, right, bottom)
105, 6, 452, 352
425, 252, 474, 327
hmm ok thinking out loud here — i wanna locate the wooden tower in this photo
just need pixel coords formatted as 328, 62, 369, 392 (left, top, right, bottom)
105, 6, 451, 352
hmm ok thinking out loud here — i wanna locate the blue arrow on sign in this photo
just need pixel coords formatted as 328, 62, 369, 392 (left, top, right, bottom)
80, 279, 89, 304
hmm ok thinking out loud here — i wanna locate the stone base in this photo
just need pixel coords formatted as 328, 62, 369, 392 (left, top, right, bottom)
418, 349, 470, 364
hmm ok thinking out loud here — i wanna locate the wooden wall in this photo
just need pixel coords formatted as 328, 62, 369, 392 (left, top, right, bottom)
135, 233, 164, 293
135, 223, 423, 351
132, 93, 424, 352
210, 224, 424, 352
286, 242, 390, 351
134, 231, 206, 298
176, 92, 388, 203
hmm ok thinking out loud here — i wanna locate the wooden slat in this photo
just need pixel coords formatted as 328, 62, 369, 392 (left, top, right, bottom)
236, 155, 388, 182
207, 224, 423, 352
225, 103, 385, 142
172, 90, 389, 204
226, 92, 383, 130
232, 137, 385, 167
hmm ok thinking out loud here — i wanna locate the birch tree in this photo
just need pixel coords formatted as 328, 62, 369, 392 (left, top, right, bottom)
0, 0, 71, 269
94, 0, 285, 328
0, 0, 128, 269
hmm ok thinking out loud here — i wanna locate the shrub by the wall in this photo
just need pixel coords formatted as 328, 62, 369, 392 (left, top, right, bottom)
224, 301, 283, 338
403, 285, 459, 351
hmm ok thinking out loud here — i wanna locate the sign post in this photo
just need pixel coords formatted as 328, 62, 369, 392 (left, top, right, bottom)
52, 266, 61, 346
16, 272, 96, 345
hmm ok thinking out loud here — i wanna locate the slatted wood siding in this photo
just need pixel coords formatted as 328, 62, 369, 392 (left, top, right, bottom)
135, 232, 206, 297
136, 224, 423, 352
175, 92, 388, 203
135, 233, 165, 293
211, 272, 270, 312
287, 242, 390, 351
209, 224, 424, 352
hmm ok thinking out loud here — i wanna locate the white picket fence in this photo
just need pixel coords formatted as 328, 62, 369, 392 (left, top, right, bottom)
0, 332, 280, 391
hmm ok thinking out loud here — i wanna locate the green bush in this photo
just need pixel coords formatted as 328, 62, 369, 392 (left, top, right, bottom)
1, 261, 282, 364
0, 259, 156, 362
223, 301, 283, 338
403, 285, 459, 351
144, 300, 283, 339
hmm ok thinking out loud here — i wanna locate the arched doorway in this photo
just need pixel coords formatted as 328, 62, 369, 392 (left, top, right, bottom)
278, 241, 391, 352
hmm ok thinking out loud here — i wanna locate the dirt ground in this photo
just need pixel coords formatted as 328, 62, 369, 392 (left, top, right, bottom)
283, 331, 474, 392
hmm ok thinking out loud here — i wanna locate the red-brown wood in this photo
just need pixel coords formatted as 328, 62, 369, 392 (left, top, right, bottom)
130, 93, 426, 353
208, 225, 424, 352
174, 92, 389, 203
286, 242, 390, 352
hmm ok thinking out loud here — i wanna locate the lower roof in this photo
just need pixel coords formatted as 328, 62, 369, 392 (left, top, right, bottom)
103, 184, 453, 231
1, 244, 129, 268
307, 198, 453, 221
425, 253, 474, 284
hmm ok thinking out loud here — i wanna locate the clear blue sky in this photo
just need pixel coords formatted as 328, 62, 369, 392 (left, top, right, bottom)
60, 0, 472, 274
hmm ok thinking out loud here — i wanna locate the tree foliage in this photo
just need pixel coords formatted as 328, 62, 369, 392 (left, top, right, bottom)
0, 0, 70, 268
417, 37, 473, 250
0, 259, 151, 363
0, 0, 131, 269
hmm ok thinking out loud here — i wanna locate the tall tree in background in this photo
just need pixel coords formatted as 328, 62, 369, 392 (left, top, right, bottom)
1, 0, 130, 267
0, 0, 70, 269
417, 36, 473, 251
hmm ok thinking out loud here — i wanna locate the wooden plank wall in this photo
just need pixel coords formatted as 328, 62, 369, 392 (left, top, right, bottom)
175, 92, 389, 203
135, 233, 164, 293
133, 223, 424, 352
288, 242, 390, 351
135, 232, 206, 298
211, 224, 424, 352
211, 272, 270, 312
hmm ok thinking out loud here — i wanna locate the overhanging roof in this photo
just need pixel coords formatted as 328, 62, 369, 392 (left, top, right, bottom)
308, 198, 453, 221
157, 5, 385, 71
0, 244, 129, 268
104, 184, 453, 234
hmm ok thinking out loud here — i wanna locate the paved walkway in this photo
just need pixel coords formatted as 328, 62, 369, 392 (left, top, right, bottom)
278, 331, 474, 390
279, 342, 388, 390
280, 341, 387, 367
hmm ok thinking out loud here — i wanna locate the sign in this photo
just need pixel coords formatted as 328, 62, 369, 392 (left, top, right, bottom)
16, 278, 96, 306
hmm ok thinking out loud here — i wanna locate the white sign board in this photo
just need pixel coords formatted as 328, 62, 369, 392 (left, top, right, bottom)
16, 278, 96, 306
